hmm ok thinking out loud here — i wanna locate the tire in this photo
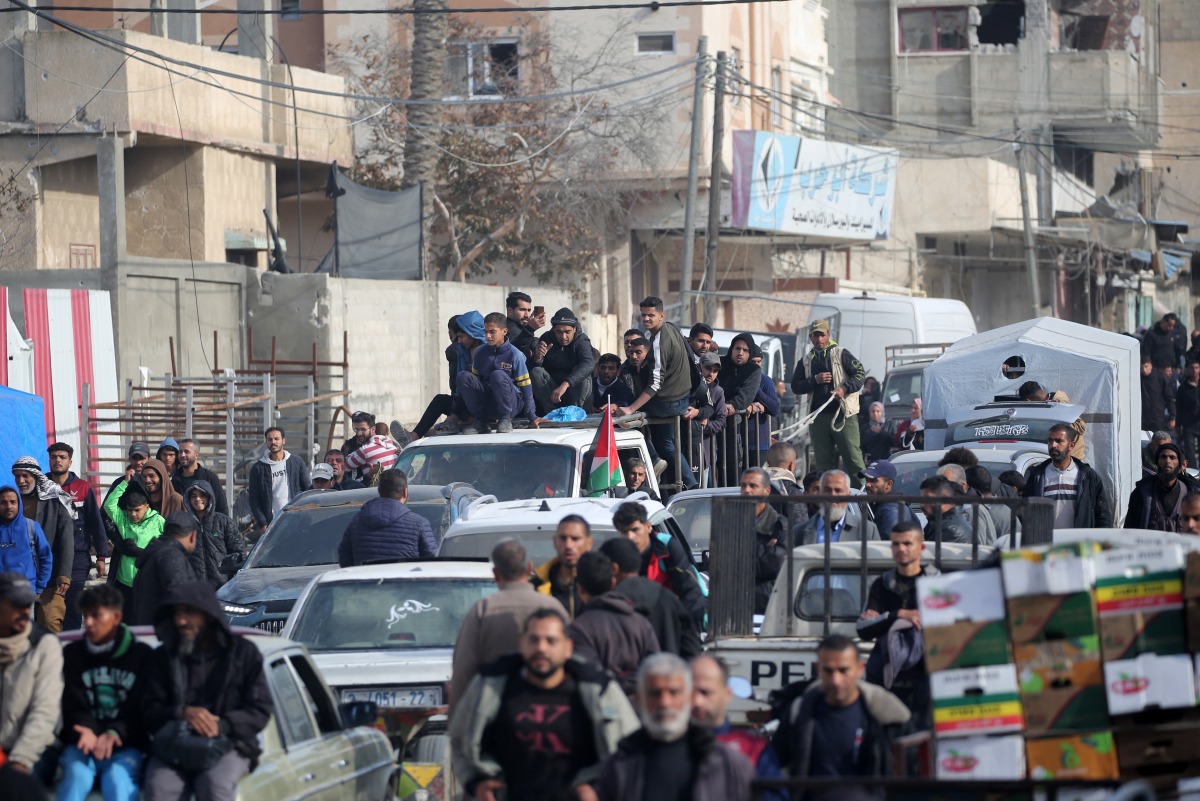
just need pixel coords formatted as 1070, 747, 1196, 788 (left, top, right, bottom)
411, 734, 455, 800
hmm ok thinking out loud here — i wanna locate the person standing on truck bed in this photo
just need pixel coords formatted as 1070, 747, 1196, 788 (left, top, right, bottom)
613, 502, 707, 632
857, 521, 935, 732
534, 515, 594, 619
771, 634, 911, 799
792, 320, 867, 487
1023, 424, 1113, 529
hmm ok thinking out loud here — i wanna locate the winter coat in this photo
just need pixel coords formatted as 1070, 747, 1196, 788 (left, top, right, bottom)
754, 505, 789, 615
1179, 380, 1200, 428
534, 312, 597, 390
1126, 473, 1199, 532
923, 505, 977, 545
0, 491, 52, 593
505, 315, 538, 360
567, 593, 660, 691
1143, 321, 1181, 369
750, 372, 781, 454
793, 341, 866, 410
1141, 369, 1176, 430
449, 583, 567, 709
598, 724, 754, 801
102, 479, 165, 588
591, 377, 635, 411
795, 513, 880, 546
719, 334, 764, 413
1023, 457, 1114, 529
337, 496, 437, 567
857, 565, 940, 641
772, 681, 911, 788
645, 321, 693, 403
59, 473, 108, 564
132, 536, 199, 626
870, 492, 915, 540
24, 487, 74, 584
641, 530, 707, 631
247, 452, 311, 528
172, 465, 229, 517
61, 623, 154, 750
449, 653, 640, 795
138, 459, 185, 519
533, 557, 585, 619
184, 480, 247, 588
0, 625, 63, 770
613, 574, 702, 658
143, 581, 273, 765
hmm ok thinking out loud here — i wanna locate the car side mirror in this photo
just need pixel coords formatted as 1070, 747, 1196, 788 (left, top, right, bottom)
339, 700, 379, 729
219, 553, 245, 575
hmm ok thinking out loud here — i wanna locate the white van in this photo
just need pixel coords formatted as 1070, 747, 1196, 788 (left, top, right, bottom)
808, 292, 978, 379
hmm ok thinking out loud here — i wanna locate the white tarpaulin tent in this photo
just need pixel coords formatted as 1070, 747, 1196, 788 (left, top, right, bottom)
922, 317, 1140, 522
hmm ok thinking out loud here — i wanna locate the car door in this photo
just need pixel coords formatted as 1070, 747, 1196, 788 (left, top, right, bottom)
265, 653, 354, 801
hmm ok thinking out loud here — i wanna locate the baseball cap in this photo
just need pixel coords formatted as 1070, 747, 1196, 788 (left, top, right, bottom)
860, 460, 897, 480
311, 463, 335, 481
163, 511, 199, 537
0, 572, 36, 605
810, 319, 830, 334
128, 442, 151, 459
699, 352, 721, 368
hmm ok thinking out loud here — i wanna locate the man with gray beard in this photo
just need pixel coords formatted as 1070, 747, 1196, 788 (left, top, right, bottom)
597, 653, 752, 801
794, 470, 880, 546
142, 581, 272, 801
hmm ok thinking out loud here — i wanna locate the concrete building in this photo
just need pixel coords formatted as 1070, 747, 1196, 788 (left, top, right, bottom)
825, 0, 1188, 332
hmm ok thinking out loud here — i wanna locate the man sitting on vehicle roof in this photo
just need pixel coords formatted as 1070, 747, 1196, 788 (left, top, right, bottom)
1023, 423, 1112, 530
531, 308, 596, 416
1019, 380, 1086, 459
613, 501, 707, 632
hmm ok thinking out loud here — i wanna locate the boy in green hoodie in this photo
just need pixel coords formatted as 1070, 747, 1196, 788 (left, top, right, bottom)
102, 476, 164, 611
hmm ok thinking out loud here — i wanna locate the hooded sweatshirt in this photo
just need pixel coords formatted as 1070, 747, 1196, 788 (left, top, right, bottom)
454, 310, 487, 379
102, 479, 165, 587
567, 592, 660, 693
137, 458, 185, 518
184, 479, 247, 587
534, 307, 597, 389
0, 487, 53, 593
61, 623, 154, 750
144, 581, 272, 765
132, 535, 199, 626
719, 332, 764, 413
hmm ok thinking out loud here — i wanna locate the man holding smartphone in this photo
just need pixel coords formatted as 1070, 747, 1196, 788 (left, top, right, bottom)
505, 292, 546, 360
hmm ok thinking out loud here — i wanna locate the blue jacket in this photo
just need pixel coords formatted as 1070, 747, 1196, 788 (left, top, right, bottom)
338, 497, 438, 567
472, 341, 536, 419
750, 373, 780, 453
0, 488, 54, 593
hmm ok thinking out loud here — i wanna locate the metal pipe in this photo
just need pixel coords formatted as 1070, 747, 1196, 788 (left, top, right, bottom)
822, 500, 832, 636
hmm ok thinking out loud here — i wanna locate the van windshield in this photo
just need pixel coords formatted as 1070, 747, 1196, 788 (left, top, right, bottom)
396, 443, 576, 502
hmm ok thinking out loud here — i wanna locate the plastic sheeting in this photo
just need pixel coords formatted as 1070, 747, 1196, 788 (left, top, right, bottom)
922, 318, 1140, 522
325, 166, 423, 279
0, 386, 47, 478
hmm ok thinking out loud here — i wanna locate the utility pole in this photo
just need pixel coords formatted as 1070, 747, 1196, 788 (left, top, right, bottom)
702, 51, 727, 326
1014, 122, 1041, 317
679, 36, 708, 326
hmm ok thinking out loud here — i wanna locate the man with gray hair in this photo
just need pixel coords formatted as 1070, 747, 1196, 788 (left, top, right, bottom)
597, 653, 753, 801
794, 470, 879, 546
449, 539, 567, 709
936, 463, 996, 544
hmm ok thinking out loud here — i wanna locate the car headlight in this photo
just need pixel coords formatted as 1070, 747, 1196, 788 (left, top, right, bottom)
222, 604, 255, 617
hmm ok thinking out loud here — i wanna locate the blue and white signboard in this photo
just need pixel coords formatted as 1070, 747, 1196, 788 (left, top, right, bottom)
731, 130, 898, 241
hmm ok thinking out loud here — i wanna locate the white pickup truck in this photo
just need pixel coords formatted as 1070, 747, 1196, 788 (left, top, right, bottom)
707, 540, 993, 720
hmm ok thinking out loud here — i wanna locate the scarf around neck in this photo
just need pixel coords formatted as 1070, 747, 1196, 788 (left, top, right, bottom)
11, 457, 76, 519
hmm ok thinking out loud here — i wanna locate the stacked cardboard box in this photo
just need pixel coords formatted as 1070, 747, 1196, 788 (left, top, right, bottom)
919, 541, 1200, 788
918, 569, 1027, 779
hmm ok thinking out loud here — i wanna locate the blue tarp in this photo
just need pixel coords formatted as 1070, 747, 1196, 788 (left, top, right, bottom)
0, 386, 46, 478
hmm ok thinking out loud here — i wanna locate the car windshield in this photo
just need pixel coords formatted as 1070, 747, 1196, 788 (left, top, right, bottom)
946, 417, 1059, 446
794, 571, 884, 621
246, 504, 363, 568
439, 528, 620, 566
396, 444, 577, 502
892, 459, 1016, 496
289, 578, 497, 650
882, 369, 922, 409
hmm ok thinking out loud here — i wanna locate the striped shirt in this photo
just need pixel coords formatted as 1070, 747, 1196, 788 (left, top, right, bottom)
1043, 462, 1079, 528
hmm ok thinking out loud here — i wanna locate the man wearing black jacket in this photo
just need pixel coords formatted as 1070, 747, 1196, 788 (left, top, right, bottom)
857, 522, 936, 730
600, 538, 701, 658
48, 443, 109, 631
531, 308, 596, 415
1023, 424, 1113, 529
504, 291, 545, 359
793, 320, 867, 486
142, 581, 272, 801
719, 333, 764, 485
1143, 313, 1183, 370
741, 468, 788, 615
567, 551, 659, 694
59, 585, 154, 801
1126, 442, 1198, 532
132, 512, 198, 626
1141, 357, 1176, 432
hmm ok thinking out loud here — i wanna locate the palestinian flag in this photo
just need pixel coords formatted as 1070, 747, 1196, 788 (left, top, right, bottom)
587, 405, 624, 496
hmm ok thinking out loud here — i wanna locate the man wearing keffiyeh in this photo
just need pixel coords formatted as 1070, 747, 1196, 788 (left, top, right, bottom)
11, 456, 75, 633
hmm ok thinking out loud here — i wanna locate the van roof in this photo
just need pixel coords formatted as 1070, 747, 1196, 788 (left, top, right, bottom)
404, 427, 648, 448
449, 495, 667, 531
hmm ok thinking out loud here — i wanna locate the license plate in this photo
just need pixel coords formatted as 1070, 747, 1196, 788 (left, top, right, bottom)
341, 686, 443, 708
